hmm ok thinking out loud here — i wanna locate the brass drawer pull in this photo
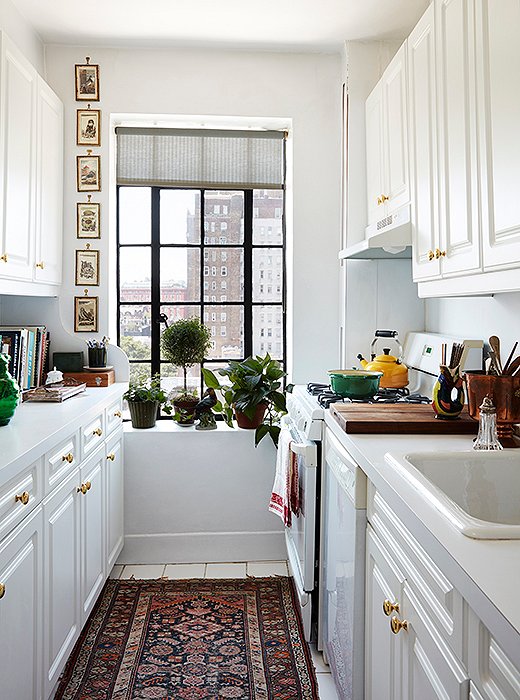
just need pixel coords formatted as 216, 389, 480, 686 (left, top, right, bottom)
0, 253, 7, 263
428, 249, 435, 261
62, 452, 74, 464
77, 481, 91, 495
114, 410, 122, 418
92, 428, 102, 437
383, 599, 400, 617
107, 453, 115, 461
15, 491, 30, 506
390, 616, 408, 635
0, 583, 5, 599
35, 261, 45, 269
435, 248, 446, 259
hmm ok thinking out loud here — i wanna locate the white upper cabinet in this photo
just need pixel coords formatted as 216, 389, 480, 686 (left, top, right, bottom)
476, 0, 520, 271
0, 32, 63, 294
0, 33, 37, 281
366, 43, 409, 231
408, 4, 441, 281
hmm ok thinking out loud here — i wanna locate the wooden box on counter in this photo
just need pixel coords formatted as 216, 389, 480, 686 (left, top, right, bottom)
63, 369, 115, 387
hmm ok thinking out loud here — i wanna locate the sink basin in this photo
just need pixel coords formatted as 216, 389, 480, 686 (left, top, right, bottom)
384, 451, 520, 539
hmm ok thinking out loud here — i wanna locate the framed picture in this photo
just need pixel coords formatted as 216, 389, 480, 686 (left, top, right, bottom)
75, 249, 99, 286
77, 154, 101, 191
75, 63, 99, 101
74, 296, 98, 333
77, 202, 100, 238
76, 109, 101, 146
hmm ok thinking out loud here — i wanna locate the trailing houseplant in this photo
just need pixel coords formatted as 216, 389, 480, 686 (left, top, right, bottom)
161, 317, 212, 425
202, 354, 291, 447
123, 373, 169, 429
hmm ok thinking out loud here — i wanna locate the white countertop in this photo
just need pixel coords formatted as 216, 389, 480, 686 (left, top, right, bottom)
324, 411, 520, 665
0, 383, 127, 480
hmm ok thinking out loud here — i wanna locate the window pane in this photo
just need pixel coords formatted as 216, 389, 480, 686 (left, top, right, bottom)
161, 248, 200, 302
253, 306, 283, 359
204, 191, 244, 244
119, 187, 151, 244
119, 305, 152, 360
160, 189, 201, 244
203, 305, 243, 360
160, 363, 201, 396
160, 305, 201, 360
253, 189, 283, 245
128, 362, 151, 385
252, 249, 283, 302
120, 247, 151, 302
204, 248, 243, 301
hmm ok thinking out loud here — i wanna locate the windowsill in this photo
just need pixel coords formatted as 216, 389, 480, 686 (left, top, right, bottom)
123, 420, 239, 435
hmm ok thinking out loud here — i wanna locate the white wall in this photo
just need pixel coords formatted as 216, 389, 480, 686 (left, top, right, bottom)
44, 44, 342, 384
0, 0, 43, 73
426, 293, 520, 357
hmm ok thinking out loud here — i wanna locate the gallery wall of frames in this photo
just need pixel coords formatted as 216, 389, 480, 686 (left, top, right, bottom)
74, 57, 101, 333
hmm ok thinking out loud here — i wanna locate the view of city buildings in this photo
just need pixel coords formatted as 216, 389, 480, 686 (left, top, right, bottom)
118, 188, 284, 383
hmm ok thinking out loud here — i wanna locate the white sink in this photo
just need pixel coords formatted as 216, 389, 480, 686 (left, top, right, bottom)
384, 451, 520, 539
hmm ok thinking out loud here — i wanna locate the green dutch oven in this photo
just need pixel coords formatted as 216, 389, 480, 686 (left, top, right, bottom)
328, 369, 383, 400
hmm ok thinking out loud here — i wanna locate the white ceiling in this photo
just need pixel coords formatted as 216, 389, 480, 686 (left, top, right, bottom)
11, 0, 429, 52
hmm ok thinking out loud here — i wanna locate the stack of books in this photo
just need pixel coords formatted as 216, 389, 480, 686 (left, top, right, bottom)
0, 326, 49, 390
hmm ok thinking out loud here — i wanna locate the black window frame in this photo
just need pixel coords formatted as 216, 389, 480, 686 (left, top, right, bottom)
116, 186, 287, 400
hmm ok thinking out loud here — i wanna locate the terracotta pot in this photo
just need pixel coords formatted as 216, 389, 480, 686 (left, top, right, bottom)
234, 403, 267, 429
464, 372, 520, 447
128, 400, 159, 429
173, 396, 199, 425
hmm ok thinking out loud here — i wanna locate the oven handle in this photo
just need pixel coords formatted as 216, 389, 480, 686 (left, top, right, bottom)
280, 419, 318, 466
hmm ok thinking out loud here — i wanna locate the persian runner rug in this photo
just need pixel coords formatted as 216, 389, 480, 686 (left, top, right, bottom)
54, 577, 319, 699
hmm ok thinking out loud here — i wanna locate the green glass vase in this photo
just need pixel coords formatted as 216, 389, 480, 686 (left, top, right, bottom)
0, 353, 20, 426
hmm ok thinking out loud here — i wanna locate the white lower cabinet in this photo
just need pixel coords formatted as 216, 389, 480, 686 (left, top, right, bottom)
0, 506, 43, 700
106, 432, 124, 572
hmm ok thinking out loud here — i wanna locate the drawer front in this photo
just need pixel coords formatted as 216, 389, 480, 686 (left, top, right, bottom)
105, 399, 123, 436
81, 414, 105, 460
45, 432, 80, 495
368, 482, 464, 656
0, 459, 41, 540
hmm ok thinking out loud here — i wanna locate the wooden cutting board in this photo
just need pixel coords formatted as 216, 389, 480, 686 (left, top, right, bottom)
330, 403, 478, 434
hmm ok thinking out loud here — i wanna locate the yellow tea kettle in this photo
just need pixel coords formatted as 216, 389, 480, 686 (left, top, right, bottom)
357, 330, 409, 389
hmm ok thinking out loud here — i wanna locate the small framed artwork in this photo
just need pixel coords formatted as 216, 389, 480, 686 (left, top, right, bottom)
75, 248, 99, 286
76, 109, 101, 146
77, 200, 100, 238
77, 153, 101, 191
74, 296, 98, 333
75, 61, 99, 101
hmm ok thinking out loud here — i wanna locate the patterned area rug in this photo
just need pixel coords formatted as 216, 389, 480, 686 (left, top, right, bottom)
54, 577, 319, 699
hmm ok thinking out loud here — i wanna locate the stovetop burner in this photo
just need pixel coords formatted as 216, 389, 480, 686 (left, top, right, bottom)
306, 382, 430, 408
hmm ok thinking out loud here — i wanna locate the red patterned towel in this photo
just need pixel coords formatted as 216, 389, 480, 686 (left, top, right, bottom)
269, 428, 299, 526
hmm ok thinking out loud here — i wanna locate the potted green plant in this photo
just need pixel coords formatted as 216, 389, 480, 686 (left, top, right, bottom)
161, 317, 211, 425
202, 354, 291, 446
123, 373, 169, 429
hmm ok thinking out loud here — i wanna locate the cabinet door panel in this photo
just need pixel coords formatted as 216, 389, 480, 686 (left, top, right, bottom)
366, 84, 384, 226
383, 44, 409, 212
0, 507, 43, 700
437, 0, 480, 276
106, 433, 124, 571
408, 5, 441, 281
0, 36, 36, 280
43, 469, 80, 697
80, 451, 105, 621
365, 525, 404, 700
477, 0, 520, 269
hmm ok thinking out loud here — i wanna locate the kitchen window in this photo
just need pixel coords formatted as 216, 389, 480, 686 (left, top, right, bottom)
116, 127, 286, 395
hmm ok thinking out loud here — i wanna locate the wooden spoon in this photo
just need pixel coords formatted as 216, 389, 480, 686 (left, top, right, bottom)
489, 335, 503, 374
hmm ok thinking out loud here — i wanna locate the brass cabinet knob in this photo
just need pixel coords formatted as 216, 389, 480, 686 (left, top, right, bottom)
428, 250, 435, 261
383, 599, 400, 617
435, 248, 446, 259
62, 452, 74, 464
107, 453, 115, 461
93, 428, 102, 437
85, 481, 91, 491
380, 194, 389, 203
114, 410, 122, 418
0, 583, 5, 599
35, 261, 45, 269
77, 482, 90, 495
15, 491, 30, 506
377, 196, 383, 206
390, 616, 408, 635
0, 253, 7, 263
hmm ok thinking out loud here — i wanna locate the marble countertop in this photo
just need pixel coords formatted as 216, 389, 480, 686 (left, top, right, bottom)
324, 411, 520, 666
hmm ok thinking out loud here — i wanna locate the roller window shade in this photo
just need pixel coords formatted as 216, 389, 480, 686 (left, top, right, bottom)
116, 128, 285, 189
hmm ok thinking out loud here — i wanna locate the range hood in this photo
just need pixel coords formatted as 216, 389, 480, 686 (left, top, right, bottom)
339, 204, 412, 260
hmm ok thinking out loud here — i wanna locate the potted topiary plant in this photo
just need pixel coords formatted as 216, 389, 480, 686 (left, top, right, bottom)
161, 317, 211, 425
202, 354, 291, 446
123, 373, 169, 429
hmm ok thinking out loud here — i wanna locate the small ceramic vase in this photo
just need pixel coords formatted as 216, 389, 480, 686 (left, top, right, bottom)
0, 353, 20, 426
432, 364, 464, 419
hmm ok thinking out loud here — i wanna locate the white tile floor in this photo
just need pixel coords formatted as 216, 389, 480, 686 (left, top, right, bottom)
110, 560, 339, 699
